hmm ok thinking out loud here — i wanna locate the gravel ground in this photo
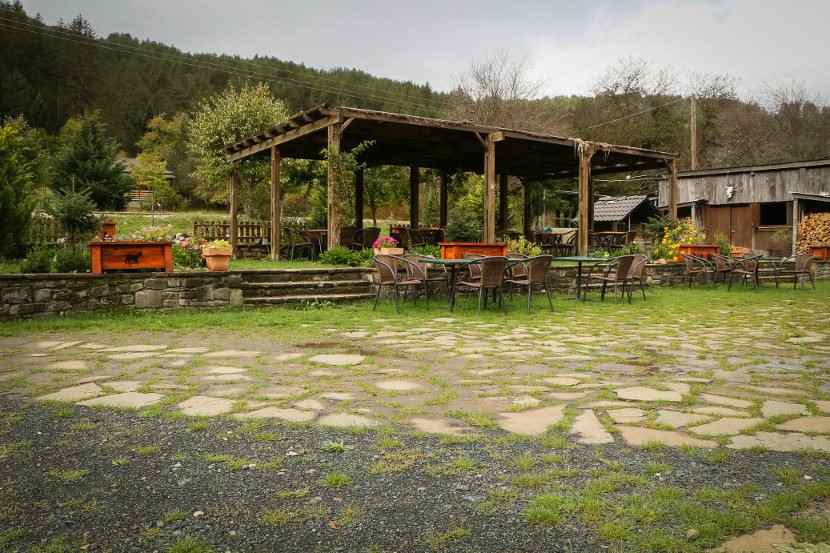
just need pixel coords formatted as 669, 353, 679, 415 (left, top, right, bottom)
1, 399, 829, 553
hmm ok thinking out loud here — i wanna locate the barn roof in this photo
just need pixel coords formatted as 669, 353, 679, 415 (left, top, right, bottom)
593, 195, 652, 222
224, 105, 675, 178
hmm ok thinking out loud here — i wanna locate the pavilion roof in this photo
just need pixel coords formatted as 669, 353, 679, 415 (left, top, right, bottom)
225, 105, 675, 178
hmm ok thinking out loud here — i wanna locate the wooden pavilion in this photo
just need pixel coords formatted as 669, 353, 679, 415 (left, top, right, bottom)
225, 105, 679, 258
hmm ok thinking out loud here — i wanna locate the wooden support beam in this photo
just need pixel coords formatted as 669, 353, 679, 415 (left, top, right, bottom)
327, 122, 342, 250
229, 163, 240, 259
523, 180, 532, 240
270, 147, 281, 260
497, 174, 509, 234
483, 135, 497, 243
439, 170, 449, 229
227, 115, 337, 161
668, 158, 679, 219
354, 168, 364, 229
409, 166, 420, 229
577, 146, 595, 255
792, 197, 799, 255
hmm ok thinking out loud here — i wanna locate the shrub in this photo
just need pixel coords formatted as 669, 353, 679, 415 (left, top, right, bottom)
21, 246, 54, 273
411, 244, 441, 258
49, 186, 98, 243
53, 246, 89, 273
447, 217, 481, 242
173, 241, 205, 269
507, 236, 542, 257
319, 246, 372, 267
0, 117, 38, 258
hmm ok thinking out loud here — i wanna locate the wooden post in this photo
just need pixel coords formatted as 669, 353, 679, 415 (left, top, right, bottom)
577, 146, 594, 256
668, 158, 679, 219
522, 180, 532, 240
354, 168, 364, 229
327, 122, 342, 250
483, 136, 497, 243
229, 163, 240, 259
690, 97, 698, 170
409, 166, 420, 229
792, 197, 799, 255
270, 147, 281, 261
497, 174, 508, 235
439, 170, 449, 229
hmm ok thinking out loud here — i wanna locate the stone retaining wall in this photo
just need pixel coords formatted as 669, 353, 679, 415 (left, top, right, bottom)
0, 269, 373, 320
1, 261, 827, 320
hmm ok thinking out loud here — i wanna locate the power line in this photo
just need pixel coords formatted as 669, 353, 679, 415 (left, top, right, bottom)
0, 14, 444, 115
586, 96, 688, 130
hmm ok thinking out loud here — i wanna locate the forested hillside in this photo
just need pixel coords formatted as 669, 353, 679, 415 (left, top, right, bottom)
1, 1, 828, 172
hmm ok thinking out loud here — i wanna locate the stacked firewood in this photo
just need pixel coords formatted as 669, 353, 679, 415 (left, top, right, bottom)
797, 213, 830, 254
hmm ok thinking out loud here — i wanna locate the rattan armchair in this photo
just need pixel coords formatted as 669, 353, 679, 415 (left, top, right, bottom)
372, 255, 430, 312
505, 255, 554, 312
456, 256, 510, 313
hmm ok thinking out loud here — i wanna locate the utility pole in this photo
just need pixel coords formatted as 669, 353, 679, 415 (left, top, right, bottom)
690, 96, 698, 170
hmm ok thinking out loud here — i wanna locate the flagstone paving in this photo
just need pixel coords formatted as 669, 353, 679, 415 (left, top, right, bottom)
4, 295, 830, 457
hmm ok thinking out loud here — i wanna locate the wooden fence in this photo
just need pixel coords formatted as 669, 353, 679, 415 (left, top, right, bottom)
193, 220, 271, 245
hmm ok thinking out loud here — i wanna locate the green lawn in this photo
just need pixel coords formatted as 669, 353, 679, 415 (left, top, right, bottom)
2, 279, 826, 339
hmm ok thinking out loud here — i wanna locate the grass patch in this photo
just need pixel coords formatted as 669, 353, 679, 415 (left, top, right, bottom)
48, 468, 89, 482
426, 455, 480, 476
160, 510, 188, 524
424, 526, 470, 551
525, 494, 567, 525
169, 536, 215, 553
368, 448, 425, 475
275, 487, 310, 500
321, 471, 353, 488
136, 445, 160, 456
204, 454, 254, 471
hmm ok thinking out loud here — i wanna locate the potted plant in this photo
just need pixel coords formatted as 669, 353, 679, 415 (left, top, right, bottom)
202, 239, 232, 271
372, 236, 404, 256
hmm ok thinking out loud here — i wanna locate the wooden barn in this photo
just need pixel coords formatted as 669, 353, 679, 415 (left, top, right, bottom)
657, 159, 830, 256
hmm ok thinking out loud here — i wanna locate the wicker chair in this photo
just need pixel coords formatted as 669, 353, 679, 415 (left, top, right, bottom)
348, 227, 380, 250
463, 253, 486, 282
680, 254, 712, 287
627, 254, 649, 301
710, 254, 735, 284
456, 256, 510, 313
302, 230, 326, 260
584, 255, 637, 302
505, 255, 554, 312
775, 254, 817, 289
284, 228, 314, 260
372, 255, 428, 312
729, 254, 761, 289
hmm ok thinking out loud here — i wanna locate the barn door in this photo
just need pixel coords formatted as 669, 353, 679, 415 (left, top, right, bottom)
729, 205, 753, 248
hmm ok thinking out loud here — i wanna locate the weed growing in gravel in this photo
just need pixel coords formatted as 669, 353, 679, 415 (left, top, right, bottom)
161, 510, 188, 524
0, 528, 26, 546
111, 457, 129, 466
275, 487, 310, 500
0, 440, 30, 461
368, 448, 425, 474
321, 440, 353, 453
474, 488, 519, 514
321, 471, 353, 488
446, 409, 497, 429
260, 504, 326, 527
424, 526, 470, 551
136, 445, 160, 456
70, 421, 96, 431
29, 536, 73, 553
204, 454, 254, 471
526, 495, 567, 525
427, 455, 480, 476
47, 468, 89, 482
333, 504, 362, 527
774, 466, 802, 485
375, 435, 404, 450
512, 452, 537, 471
188, 420, 209, 432
169, 536, 215, 553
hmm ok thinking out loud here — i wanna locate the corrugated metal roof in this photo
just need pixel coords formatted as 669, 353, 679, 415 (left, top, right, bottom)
593, 195, 650, 222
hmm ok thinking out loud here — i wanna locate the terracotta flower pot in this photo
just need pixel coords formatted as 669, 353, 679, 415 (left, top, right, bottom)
202, 247, 232, 272
373, 247, 404, 256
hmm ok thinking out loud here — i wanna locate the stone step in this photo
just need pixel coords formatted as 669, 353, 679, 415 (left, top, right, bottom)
241, 268, 371, 284
241, 280, 371, 298
244, 292, 375, 305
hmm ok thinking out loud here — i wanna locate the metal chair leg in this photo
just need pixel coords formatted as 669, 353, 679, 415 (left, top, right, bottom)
373, 284, 382, 310
393, 284, 400, 313
546, 287, 554, 311
477, 288, 483, 314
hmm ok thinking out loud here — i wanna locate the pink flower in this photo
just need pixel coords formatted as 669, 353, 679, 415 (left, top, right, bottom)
372, 236, 398, 248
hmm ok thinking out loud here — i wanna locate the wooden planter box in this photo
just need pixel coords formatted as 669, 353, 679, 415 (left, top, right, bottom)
439, 242, 507, 260
89, 240, 173, 274
678, 243, 720, 260
810, 245, 830, 260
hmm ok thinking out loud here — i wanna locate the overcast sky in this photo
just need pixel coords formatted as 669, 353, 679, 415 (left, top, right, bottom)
20, 0, 830, 102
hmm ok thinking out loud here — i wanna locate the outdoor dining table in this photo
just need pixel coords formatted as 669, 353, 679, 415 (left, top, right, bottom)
419, 255, 527, 311
552, 255, 607, 300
